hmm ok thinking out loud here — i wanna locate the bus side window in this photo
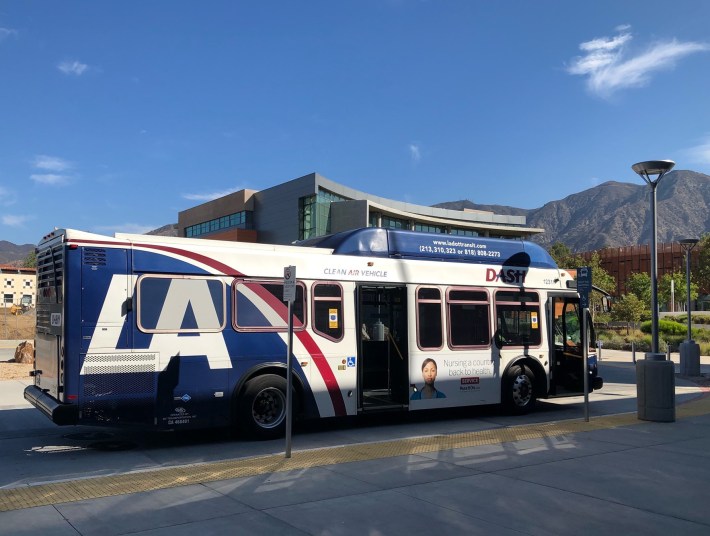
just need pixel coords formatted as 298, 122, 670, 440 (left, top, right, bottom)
494, 291, 541, 347
416, 287, 443, 350
447, 288, 490, 349
234, 279, 306, 331
312, 283, 343, 341
137, 275, 226, 333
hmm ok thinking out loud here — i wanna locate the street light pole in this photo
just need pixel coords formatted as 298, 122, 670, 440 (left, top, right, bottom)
632, 159, 676, 422
679, 238, 700, 376
632, 160, 675, 354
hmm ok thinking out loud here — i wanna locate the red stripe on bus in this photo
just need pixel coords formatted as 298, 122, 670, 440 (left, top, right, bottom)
70, 239, 348, 417
295, 331, 347, 416
240, 280, 347, 417
145, 243, 348, 417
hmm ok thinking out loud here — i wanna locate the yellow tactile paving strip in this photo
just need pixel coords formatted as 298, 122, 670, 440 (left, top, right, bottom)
2, 390, 709, 513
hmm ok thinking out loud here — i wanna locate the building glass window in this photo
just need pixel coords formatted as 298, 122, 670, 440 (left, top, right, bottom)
381, 216, 408, 229
299, 195, 316, 240
413, 223, 445, 234
368, 212, 380, 227
299, 189, 348, 240
316, 189, 347, 236
185, 211, 253, 238
450, 228, 479, 237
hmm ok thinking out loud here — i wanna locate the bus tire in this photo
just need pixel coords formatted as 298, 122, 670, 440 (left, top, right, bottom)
503, 364, 536, 414
238, 374, 293, 440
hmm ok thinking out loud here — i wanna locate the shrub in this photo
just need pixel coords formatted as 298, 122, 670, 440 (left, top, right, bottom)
665, 314, 710, 325
640, 319, 688, 336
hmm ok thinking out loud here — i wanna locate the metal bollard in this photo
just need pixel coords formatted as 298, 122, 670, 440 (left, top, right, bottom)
666, 342, 671, 361
632, 341, 636, 364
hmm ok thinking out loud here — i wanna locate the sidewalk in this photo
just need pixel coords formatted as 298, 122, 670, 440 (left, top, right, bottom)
1, 353, 710, 535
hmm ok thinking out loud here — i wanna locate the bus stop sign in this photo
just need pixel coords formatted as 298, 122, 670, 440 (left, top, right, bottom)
577, 266, 592, 309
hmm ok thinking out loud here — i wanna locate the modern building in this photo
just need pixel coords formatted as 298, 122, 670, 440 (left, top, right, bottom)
178, 172, 543, 245
0, 265, 36, 308
580, 243, 708, 310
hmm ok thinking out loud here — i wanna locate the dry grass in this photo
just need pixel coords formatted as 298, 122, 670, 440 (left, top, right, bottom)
1, 308, 35, 380
0, 362, 33, 381
0, 307, 35, 340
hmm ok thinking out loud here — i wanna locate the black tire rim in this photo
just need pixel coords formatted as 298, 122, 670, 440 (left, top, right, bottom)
252, 386, 286, 429
511, 372, 533, 407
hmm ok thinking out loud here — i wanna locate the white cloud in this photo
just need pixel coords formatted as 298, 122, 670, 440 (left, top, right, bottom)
57, 60, 89, 76
409, 143, 421, 164
578, 31, 632, 53
567, 28, 710, 98
30, 173, 70, 185
0, 27, 18, 41
0, 186, 17, 206
32, 155, 72, 172
684, 136, 710, 166
182, 188, 241, 201
2, 214, 30, 227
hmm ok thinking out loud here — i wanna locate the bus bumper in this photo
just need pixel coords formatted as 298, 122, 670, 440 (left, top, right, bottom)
24, 385, 79, 425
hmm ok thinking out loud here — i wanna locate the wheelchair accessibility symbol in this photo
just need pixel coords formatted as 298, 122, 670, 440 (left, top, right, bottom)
346, 356, 356, 367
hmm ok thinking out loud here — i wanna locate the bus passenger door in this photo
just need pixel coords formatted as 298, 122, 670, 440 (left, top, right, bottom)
357, 285, 409, 410
548, 296, 585, 396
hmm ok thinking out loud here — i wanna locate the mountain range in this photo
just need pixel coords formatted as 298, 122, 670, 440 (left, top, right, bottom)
434, 169, 710, 251
0, 240, 35, 266
1, 170, 708, 264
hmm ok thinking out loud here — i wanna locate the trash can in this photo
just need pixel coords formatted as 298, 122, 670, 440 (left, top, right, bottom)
679, 341, 700, 377
637, 353, 675, 422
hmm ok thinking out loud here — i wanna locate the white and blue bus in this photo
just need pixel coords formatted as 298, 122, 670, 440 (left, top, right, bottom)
25, 227, 603, 439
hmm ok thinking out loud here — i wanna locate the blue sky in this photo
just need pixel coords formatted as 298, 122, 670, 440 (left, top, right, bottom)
2, 1, 710, 245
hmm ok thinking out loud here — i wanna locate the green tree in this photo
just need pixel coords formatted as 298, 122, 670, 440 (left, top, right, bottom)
549, 242, 574, 266
547, 245, 615, 316
626, 272, 652, 308
22, 250, 36, 268
586, 252, 616, 299
610, 293, 646, 332
658, 271, 698, 312
696, 233, 710, 295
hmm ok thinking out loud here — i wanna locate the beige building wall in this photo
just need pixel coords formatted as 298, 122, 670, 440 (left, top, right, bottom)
0, 267, 36, 308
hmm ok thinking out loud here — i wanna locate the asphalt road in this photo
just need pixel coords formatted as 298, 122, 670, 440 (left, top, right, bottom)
1, 352, 705, 491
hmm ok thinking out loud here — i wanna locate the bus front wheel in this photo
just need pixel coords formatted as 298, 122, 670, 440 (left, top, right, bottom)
503, 364, 536, 414
238, 374, 293, 440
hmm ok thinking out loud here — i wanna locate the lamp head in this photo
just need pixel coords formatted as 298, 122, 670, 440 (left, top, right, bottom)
679, 238, 699, 251
632, 160, 675, 185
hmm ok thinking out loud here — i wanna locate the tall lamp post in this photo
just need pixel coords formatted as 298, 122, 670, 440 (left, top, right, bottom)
679, 238, 700, 376
632, 159, 676, 422
632, 160, 675, 354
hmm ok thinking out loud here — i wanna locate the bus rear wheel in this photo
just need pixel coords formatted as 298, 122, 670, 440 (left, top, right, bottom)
238, 374, 292, 440
503, 364, 536, 414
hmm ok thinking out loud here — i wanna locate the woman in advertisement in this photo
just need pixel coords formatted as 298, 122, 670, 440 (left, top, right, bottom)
410, 358, 446, 400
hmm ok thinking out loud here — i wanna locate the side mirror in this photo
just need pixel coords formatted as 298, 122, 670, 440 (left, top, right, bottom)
601, 296, 611, 313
